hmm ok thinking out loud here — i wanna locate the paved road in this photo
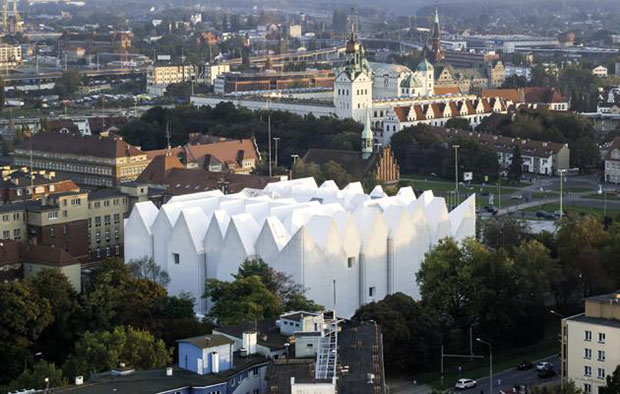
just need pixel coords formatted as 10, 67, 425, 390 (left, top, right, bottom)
388, 356, 560, 394
451, 356, 560, 394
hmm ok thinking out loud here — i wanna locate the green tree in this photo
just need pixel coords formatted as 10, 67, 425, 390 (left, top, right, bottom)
206, 259, 322, 325
54, 71, 82, 97
204, 275, 283, 325
320, 160, 353, 188
27, 269, 81, 367
0, 282, 53, 382
8, 360, 66, 391
63, 326, 171, 378
508, 144, 523, 183
600, 365, 620, 394
416, 238, 483, 337
127, 257, 171, 286
482, 216, 529, 251
352, 293, 440, 372
555, 216, 611, 304
445, 117, 471, 131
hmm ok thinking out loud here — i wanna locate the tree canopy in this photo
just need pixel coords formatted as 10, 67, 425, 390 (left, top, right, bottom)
204, 258, 322, 325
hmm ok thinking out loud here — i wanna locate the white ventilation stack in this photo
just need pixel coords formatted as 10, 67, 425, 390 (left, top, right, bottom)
75, 376, 83, 385
212, 351, 219, 373
242, 330, 258, 355
166, 367, 173, 376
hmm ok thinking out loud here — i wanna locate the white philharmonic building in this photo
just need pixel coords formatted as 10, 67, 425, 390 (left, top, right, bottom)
124, 178, 476, 317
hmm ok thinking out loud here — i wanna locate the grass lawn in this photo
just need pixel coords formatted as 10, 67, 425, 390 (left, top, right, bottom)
522, 203, 620, 217
582, 193, 620, 201
408, 318, 560, 389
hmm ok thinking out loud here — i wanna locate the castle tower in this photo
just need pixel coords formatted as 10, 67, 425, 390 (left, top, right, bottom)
361, 108, 373, 159
333, 24, 373, 122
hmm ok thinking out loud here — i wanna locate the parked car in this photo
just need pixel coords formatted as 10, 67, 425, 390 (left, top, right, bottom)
517, 361, 534, 370
511, 193, 523, 200
455, 379, 477, 390
536, 361, 553, 371
553, 210, 567, 219
535, 211, 554, 219
485, 205, 498, 214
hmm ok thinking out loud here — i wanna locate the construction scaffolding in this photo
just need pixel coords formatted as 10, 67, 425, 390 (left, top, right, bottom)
314, 310, 339, 381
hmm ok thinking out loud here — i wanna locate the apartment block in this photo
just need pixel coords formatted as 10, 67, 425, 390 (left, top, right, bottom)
12, 132, 151, 187
561, 292, 620, 394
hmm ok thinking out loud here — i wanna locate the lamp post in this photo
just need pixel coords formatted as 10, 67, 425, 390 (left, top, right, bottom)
273, 137, 280, 168
476, 338, 492, 394
559, 169, 566, 219
453, 145, 460, 206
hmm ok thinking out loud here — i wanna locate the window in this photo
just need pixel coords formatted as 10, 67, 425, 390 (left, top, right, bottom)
307, 343, 313, 348
584, 348, 591, 359
2, 230, 9, 239
585, 330, 592, 341
173, 253, 180, 264
369, 286, 376, 297
584, 366, 592, 376
347, 257, 355, 268
95, 216, 101, 227
105, 231, 110, 241
63, 225, 68, 235
114, 228, 119, 239
96, 248, 101, 258
598, 350, 605, 361
598, 333, 606, 343
105, 246, 110, 257
598, 368, 606, 379
104, 215, 111, 225
48, 211, 59, 220
95, 231, 101, 242
115, 244, 120, 256
88, 218, 92, 228
13, 229, 20, 240
114, 213, 120, 223
49, 227, 55, 238
583, 384, 591, 394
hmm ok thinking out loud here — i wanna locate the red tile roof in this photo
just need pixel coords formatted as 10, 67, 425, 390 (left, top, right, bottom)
434, 86, 461, 95
16, 132, 144, 158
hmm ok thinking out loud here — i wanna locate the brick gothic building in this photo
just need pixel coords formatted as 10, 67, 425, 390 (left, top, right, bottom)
302, 113, 400, 183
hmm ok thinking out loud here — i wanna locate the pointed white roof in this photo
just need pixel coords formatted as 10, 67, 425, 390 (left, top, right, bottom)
262, 216, 291, 251
177, 207, 209, 252
131, 201, 159, 234
228, 213, 261, 255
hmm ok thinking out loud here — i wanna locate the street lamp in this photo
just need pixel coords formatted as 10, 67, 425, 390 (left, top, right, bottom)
558, 169, 566, 219
453, 145, 460, 206
273, 137, 280, 168
476, 338, 492, 394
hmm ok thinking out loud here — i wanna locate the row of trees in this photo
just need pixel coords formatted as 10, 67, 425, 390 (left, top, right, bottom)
120, 103, 363, 168
0, 258, 211, 390
390, 123, 501, 182
352, 215, 620, 373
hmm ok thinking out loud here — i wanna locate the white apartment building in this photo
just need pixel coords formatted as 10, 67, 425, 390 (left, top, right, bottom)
605, 137, 620, 184
562, 292, 620, 394
146, 64, 196, 95
196, 63, 230, 86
